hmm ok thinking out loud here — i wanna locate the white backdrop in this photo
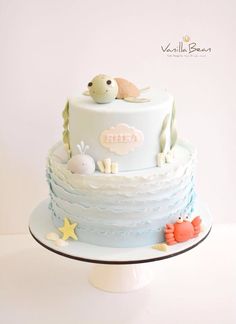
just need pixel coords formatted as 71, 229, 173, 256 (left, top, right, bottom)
0, 0, 235, 234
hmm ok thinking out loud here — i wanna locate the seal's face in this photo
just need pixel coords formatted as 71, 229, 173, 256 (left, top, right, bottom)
88, 74, 118, 104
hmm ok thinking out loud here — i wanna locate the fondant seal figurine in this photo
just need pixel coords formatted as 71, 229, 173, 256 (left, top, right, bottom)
165, 215, 202, 245
67, 141, 95, 175
83, 74, 150, 104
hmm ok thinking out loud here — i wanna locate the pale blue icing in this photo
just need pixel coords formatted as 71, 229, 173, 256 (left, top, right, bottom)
46, 140, 197, 248
47, 169, 195, 247
69, 91, 174, 172
47, 172, 193, 218
47, 170, 194, 212
50, 190, 195, 226
49, 194, 195, 247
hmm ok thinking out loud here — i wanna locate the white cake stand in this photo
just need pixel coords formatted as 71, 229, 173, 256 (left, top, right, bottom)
29, 200, 212, 293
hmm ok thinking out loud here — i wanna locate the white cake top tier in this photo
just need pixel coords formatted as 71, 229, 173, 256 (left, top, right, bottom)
68, 89, 174, 172
70, 88, 172, 112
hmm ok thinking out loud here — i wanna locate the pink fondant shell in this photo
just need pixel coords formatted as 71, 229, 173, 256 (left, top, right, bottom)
115, 78, 140, 99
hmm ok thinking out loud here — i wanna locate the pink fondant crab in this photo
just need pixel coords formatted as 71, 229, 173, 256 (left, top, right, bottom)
165, 215, 202, 245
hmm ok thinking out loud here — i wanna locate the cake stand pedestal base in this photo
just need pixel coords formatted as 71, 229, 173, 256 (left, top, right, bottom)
89, 263, 153, 292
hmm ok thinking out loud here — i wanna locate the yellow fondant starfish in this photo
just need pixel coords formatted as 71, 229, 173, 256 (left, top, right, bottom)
58, 217, 78, 240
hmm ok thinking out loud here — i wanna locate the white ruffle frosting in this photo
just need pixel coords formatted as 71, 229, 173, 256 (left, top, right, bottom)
46, 140, 196, 248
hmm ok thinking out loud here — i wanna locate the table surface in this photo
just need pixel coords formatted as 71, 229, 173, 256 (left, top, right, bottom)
1, 224, 236, 324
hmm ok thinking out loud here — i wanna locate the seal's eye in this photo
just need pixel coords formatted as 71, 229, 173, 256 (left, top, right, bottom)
88, 82, 93, 87
106, 80, 112, 85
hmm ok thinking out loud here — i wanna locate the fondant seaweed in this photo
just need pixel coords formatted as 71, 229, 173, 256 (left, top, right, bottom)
62, 100, 71, 157
170, 102, 177, 149
160, 114, 170, 153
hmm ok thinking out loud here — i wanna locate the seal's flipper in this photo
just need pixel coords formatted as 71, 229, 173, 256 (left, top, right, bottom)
139, 86, 150, 93
124, 97, 150, 103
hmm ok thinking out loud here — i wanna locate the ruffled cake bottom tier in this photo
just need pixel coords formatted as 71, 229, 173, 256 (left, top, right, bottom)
47, 140, 196, 248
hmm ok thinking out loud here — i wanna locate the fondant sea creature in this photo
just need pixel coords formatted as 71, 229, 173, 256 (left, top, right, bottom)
84, 74, 150, 104
58, 217, 78, 241
165, 216, 201, 245
67, 141, 95, 175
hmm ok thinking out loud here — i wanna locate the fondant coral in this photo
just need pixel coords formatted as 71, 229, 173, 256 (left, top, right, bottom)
97, 159, 119, 174
157, 152, 165, 167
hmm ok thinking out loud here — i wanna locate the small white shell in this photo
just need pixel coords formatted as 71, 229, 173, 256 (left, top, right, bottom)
55, 239, 69, 247
46, 232, 59, 241
152, 243, 168, 252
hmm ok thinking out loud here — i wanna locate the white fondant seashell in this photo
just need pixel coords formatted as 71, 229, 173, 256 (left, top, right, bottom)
67, 154, 95, 175
152, 243, 168, 252
55, 239, 69, 247
46, 232, 59, 241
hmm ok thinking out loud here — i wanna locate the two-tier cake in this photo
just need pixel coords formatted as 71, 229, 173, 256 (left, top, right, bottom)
46, 75, 199, 248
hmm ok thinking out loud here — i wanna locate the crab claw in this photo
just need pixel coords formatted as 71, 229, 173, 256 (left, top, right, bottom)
165, 224, 174, 233
164, 224, 177, 245
192, 216, 201, 226
192, 216, 202, 237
